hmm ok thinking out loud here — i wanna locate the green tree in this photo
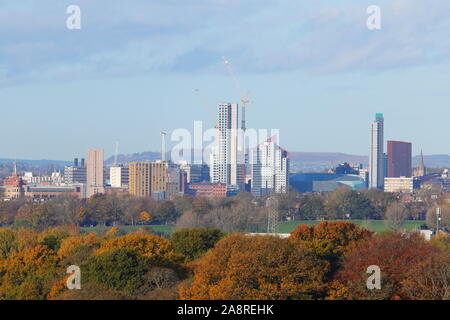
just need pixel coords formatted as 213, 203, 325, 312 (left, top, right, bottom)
154, 201, 179, 223
326, 187, 373, 220
300, 194, 325, 220
82, 249, 151, 294
172, 228, 225, 262
27, 202, 61, 231
0, 228, 18, 260
85, 194, 110, 226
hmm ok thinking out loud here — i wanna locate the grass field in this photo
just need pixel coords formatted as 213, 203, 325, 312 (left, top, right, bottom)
278, 220, 426, 234
80, 220, 426, 236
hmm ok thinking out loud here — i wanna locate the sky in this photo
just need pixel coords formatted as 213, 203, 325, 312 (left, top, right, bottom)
1, 0, 450, 160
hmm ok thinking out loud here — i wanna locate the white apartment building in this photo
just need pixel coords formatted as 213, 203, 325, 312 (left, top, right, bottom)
251, 139, 289, 197
109, 166, 129, 188
210, 103, 244, 186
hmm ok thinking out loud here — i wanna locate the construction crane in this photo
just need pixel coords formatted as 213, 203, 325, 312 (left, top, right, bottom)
221, 56, 252, 131
113, 141, 120, 166
195, 88, 217, 129
160, 131, 169, 162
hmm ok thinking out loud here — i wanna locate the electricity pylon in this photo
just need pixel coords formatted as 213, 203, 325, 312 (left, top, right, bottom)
266, 197, 280, 234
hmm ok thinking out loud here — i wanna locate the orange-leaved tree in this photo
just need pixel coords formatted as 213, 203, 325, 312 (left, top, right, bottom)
290, 221, 373, 269
95, 233, 184, 268
179, 233, 330, 300
0, 245, 59, 300
333, 232, 450, 300
57, 232, 101, 260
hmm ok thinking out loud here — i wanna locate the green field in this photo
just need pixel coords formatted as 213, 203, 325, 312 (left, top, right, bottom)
278, 220, 426, 234
79, 220, 426, 236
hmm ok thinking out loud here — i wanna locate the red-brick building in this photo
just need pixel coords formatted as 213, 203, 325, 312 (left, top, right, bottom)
387, 141, 412, 178
186, 183, 238, 198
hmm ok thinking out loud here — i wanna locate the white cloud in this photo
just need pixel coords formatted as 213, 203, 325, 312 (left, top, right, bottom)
0, 0, 449, 86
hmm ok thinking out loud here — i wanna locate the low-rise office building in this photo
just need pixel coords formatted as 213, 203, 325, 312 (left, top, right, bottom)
384, 176, 420, 193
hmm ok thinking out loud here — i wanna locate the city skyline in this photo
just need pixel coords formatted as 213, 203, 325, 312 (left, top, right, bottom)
2, 1, 450, 159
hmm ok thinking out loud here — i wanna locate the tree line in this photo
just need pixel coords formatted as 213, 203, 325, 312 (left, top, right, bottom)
0, 222, 448, 300
0, 187, 449, 233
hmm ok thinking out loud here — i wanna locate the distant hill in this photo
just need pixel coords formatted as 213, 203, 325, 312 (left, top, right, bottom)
288, 152, 368, 172
289, 153, 450, 173
105, 151, 162, 166
0, 158, 71, 166
2, 152, 448, 174
105, 151, 450, 173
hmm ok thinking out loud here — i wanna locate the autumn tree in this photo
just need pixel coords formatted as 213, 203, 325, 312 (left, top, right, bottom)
0, 199, 26, 226
290, 221, 373, 272
180, 234, 330, 300
191, 197, 213, 215
333, 232, 450, 300
385, 202, 409, 231
154, 200, 179, 223
38, 228, 72, 251
0, 245, 59, 300
325, 187, 373, 220
50, 194, 80, 225
57, 232, 101, 261
138, 211, 152, 224
75, 206, 95, 227
361, 189, 396, 220
95, 233, 184, 269
426, 205, 450, 231
85, 194, 110, 226
0, 228, 18, 260
136, 267, 180, 299
14, 202, 62, 231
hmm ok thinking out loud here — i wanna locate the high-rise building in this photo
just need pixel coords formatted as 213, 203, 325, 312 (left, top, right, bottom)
151, 161, 168, 199
180, 163, 210, 183
369, 113, 384, 189
64, 158, 87, 185
86, 149, 104, 197
110, 165, 129, 188
128, 162, 152, 197
210, 103, 244, 186
166, 165, 186, 199
128, 161, 169, 198
387, 141, 412, 178
251, 139, 289, 197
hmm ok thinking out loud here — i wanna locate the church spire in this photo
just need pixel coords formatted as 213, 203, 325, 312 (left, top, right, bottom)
418, 150, 426, 176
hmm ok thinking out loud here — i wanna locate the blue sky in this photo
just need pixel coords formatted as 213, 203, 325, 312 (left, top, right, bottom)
1, 0, 450, 160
